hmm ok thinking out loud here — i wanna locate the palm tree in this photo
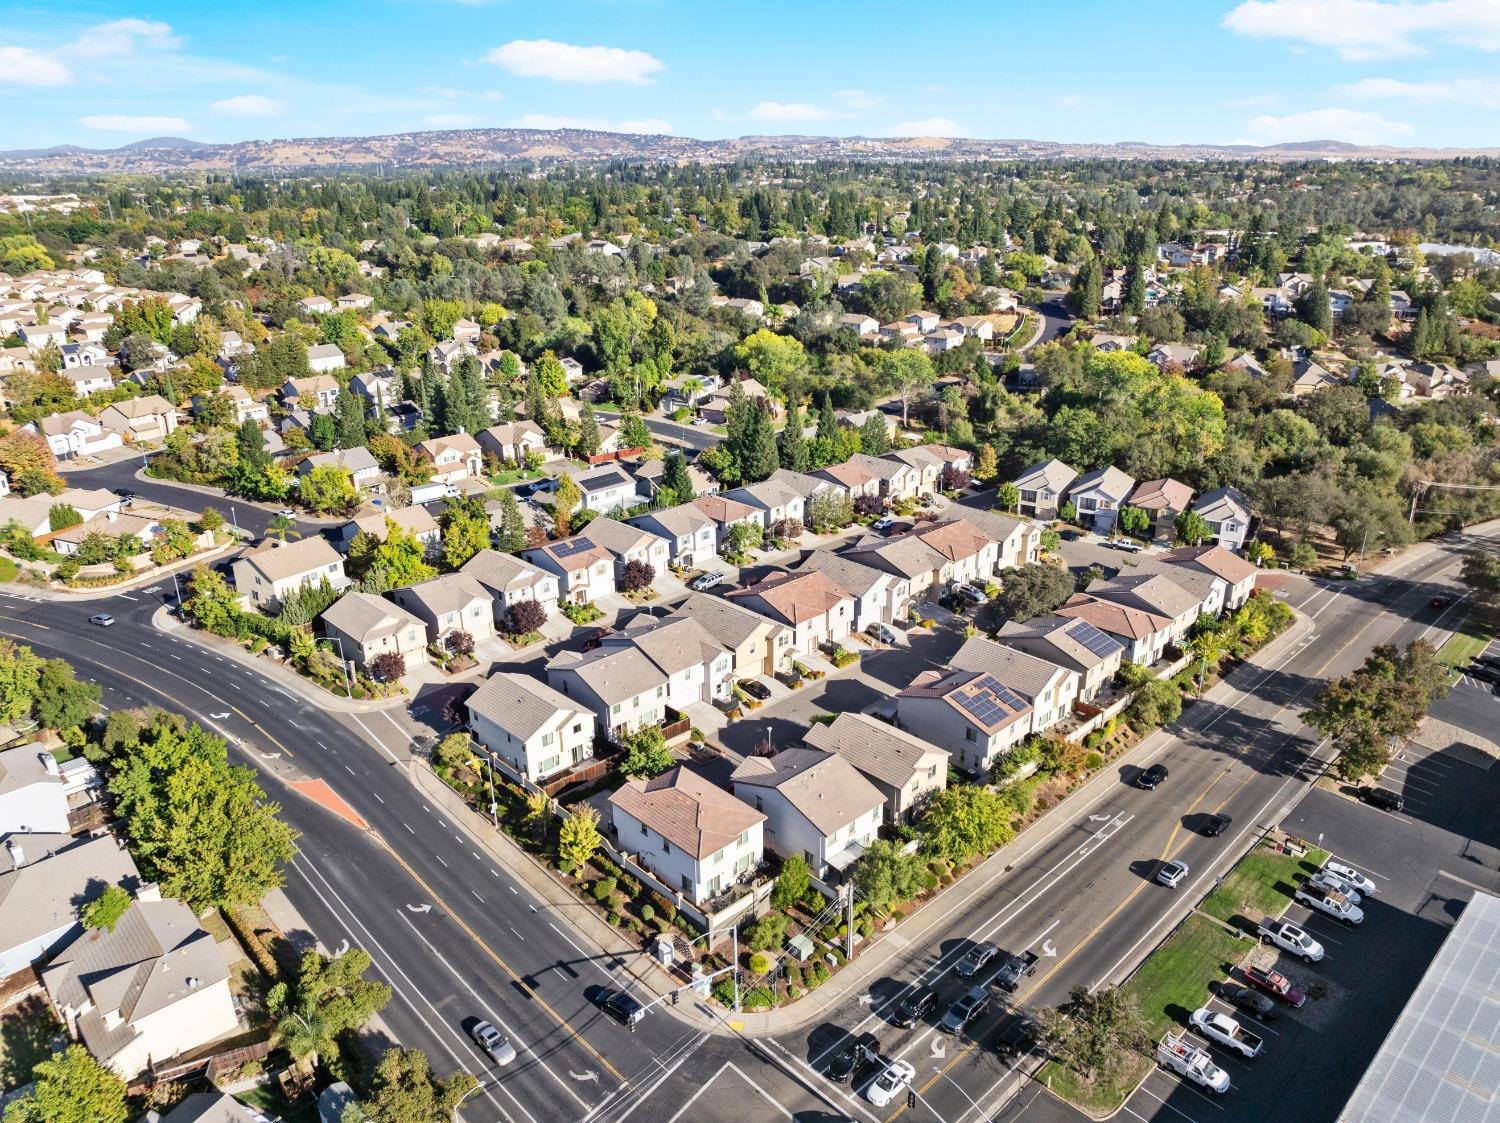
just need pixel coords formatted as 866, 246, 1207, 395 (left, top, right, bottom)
268, 512, 301, 541
1188, 626, 1231, 693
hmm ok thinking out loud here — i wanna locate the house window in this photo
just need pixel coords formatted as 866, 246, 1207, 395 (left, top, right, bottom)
656, 686, 664, 698
640, 822, 648, 836
964, 727, 976, 743
611, 703, 621, 714
541, 732, 554, 747
737, 830, 750, 847
662, 839, 671, 855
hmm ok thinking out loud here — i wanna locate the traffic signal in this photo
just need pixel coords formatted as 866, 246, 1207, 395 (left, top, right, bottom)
907, 1089, 916, 1109
671, 989, 679, 1006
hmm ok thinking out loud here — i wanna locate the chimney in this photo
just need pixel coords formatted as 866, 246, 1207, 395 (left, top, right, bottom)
39, 751, 60, 777
6, 839, 24, 867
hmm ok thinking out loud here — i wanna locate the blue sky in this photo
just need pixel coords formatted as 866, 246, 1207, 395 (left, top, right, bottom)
2, 0, 1498, 150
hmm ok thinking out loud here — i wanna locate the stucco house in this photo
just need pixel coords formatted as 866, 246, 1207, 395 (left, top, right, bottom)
574, 466, 644, 513
97, 395, 179, 444
580, 517, 672, 588
1057, 593, 1176, 667
1158, 544, 1259, 610
1191, 487, 1252, 551
1065, 466, 1136, 533
950, 635, 1080, 735
318, 592, 428, 671
689, 494, 765, 550
797, 550, 909, 631
415, 433, 483, 484
460, 548, 560, 628
803, 713, 949, 824
232, 537, 349, 610
1087, 571, 1201, 642
1012, 459, 1078, 520
0, 747, 70, 838
466, 673, 597, 784
25, 410, 122, 460
607, 766, 765, 906
522, 533, 615, 605
299, 446, 382, 493
897, 668, 1035, 776
389, 574, 496, 645
727, 570, 855, 657
843, 518, 999, 603
306, 343, 346, 373
667, 592, 793, 679
997, 614, 1124, 701
1126, 478, 1194, 542
723, 480, 806, 533
477, 420, 549, 464
731, 749, 884, 878
595, 616, 734, 711
281, 375, 340, 410
629, 504, 719, 570
335, 505, 440, 551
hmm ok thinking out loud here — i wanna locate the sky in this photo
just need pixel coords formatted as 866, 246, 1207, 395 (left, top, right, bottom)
1, 0, 1498, 151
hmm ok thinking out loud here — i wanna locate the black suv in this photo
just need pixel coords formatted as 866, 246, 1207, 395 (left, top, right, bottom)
827, 1031, 879, 1082
893, 986, 936, 1028
597, 989, 645, 1029
1361, 785, 1404, 812
1201, 813, 1229, 837
1136, 763, 1169, 790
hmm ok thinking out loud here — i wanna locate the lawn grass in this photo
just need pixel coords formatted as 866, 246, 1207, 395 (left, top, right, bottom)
0, 557, 17, 583
1121, 914, 1247, 1038
488, 466, 544, 488
1040, 1054, 1150, 1119
1201, 840, 1328, 928
1437, 615, 1491, 681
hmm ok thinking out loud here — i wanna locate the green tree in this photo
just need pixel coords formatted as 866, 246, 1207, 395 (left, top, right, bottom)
358, 1048, 477, 1123
0, 638, 43, 724
779, 401, 809, 472
557, 805, 601, 873
920, 785, 1013, 864
1307, 641, 1448, 779
575, 404, 601, 459
553, 472, 580, 538
198, 506, 226, 534
733, 329, 808, 395
47, 504, 81, 532
33, 659, 100, 731
2, 1045, 128, 1123
1036, 985, 1149, 1086
271, 947, 392, 1066
1461, 551, 1500, 608
877, 349, 937, 427
298, 465, 356, 513
1129, 679, 1183, 728
1117, 505, 1149, 537
660, 451, 695, 506
980, 563, 1074, 627
532, 351, 570, 399
619, 725, 674, 779
858, 413, 891, 456
267, 512, 302, 541
80, 884, 132, 932
995, 481, 1020, 513
358, 520, 437, 590
973, 444, 998, 483
771, 854, 811, 910
1174, 509, 1213, 546
742, 402, 781, 483
440, 496, 491, 570
806, 490, 854, 533
494, 488, 527, 553
852, 839, 927, 911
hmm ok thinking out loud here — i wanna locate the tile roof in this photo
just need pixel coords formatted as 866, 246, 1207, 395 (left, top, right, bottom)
731, 748, 884, 836
1057, 593, 1171, 642
803, 713, 949, 790
690, 494, 761, 524
1128, 477, 1194, 513
727, 569, 850, 625
466, 672, 583, 742
814, 459, 879, 490
319, 592, 424, 645
609, 766, 764, 860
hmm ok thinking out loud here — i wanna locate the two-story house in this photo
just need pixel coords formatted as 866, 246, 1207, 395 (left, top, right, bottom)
389, 574, 496, 646
1085, 572, 1201, 642
1126, 478, 1195, 542
25, 410, 121, 460
281, 374, 340, 411
547, 645, 672, 739
306, 343, 346, 373
522, 534, 615, 605
1065, 466, 1136, 534
797, 550, 909, 631
726, 570, 855, 657
1158, 545, 1259, 611
731, 749, 884, 879
232, 537, 349, 610
668, 592, 793, 679
580, 517, 672, 588
804, 713, 949, 824
574, 466, 645, 514
950, 635, 1079, 735
335, 505, 440, 552
608, 766, 764, 906
843, 519, 999, 603
689, 494, 766, 551
1057, 593, 1176, 667
897, 668, 1035, 776
997, 615, 1125, 702
477, 420, 549, 465
0, 832, 139, 980
1012, 459, 1078, 520
318, 591, 428, 670
460, 548, 560, 628
597, 616, 734, 711
466, 672, 597, 784
1191, 487, 1252, 552
723, 479, 806, 534
415, 433, 483, 485
813, 457, 883, 503
300, 446, 382, 493
97, 395, 178, 444
629, 504, 719, 571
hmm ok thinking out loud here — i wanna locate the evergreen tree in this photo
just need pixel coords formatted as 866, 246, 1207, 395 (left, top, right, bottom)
859, 413, 890, 455
723, 378, 754, 458
660, 450, 694, 504
334, 388, 366, 449
575, 404, 601, 459
1071, 255, 1102, 320
1301, 277, 1333, 335
495, 488, 527, 553
1124, 265, 1146, 315
779, 402, 808, 472
743, 402, 780, 482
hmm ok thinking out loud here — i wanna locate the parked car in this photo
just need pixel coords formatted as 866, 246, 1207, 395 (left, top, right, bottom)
866, 622, 899, 645
939, 987, 990, 1034
1155, 1033, 1230, 1093
737, 678, 771, 702
1201, 814, 1229, 837
1156, 859, 1189, 889
1256, 918, 1325, 962
1465, 662, 1500, 684
1188, 1007, 1263, 1058
827, 1031, 879, 1083
88, 613, 116, 627
893, 986, 936, 1028
689, 571, 724, 592
872, 516, 896, 532
596, 989, 645, 1029
866, 1060, 916, 1108
469, 1020, 517, 1066
1220, 984, 1279, 1022
1308, 869, 1363, 904
276, 507, 296, 519
1360, 786, 1404, 813
958, 584, 988, 605
1294, 883, 1364, 926
955, 941, 999, 979
994, 949, 1038, 992
1321, 860, 1376, 896
1241, 965, 1307, 1008
1112, 539, 1144, 553
1136, 763, 1169, 790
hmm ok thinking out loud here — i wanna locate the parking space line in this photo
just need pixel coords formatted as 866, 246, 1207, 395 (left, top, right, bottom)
1136, 1075, 1219, 1119
1205, 997, 1281, 1035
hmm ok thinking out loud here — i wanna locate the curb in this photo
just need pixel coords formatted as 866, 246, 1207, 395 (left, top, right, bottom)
0, 538, 243, 603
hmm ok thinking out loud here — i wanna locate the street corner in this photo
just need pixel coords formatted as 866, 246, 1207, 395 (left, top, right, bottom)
288, 777, 370, 831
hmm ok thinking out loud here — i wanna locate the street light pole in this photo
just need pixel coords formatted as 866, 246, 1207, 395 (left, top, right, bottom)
486, 749, 499, 827
330, 636, 353, 698
731, 922, 741, 1013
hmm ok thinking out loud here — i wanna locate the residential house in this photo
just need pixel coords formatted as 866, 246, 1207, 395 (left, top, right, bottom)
597, 616, 734, 711
210, 386, 268, 427
1057, 593, 1175, 667
0, 487, 121, 537
574, 466, 644, 513
546, 645, 670, 739
460, 549, 560, 627
881, 447, 945, 495
232, 537, 349, 610
349, 369, 398, 408
1086, 572, 1201, 641
0, 747, 70, 836
666, 592, 793, 679
335, 504, 440, 551
1065, 466, 1136, 533
522, 534, 615, 605
897, 668, 1035, 775
306, 343, 346, 373
813, 457, 883, 503
731, 749, 884, 878
803, 713, 948, 824
336, 293, 373, 312
607, 766, 764, 906
477, 421, 548, 465
60, 362, 115, 399
843, 519, 999, 603
1290, 358, 1340, 397
1191, 486, 1252, 551
318, 592, 428, 671
94, 396, 178, 444
580, 516, 672, 587
630, 504, 719, 570
147, 1092, 267, 1123
1012, 459, 1078, 520
727, 570, 855, 657
765, 468, 831, 508
950, 635, 1079, 734
839, 313, 880, 337
1126, 478, 1194, 542
466, 673, 596, 784
41, 885, 239, 1077
954, 507, 1039, 570
698, 377, 780, 425
415, 433, 483, 485
997, 615, 1124, 701
49, 509, 173, 558
389, 574, 496, 645
661, 372, 721, 410
298, 295, 334, 316
299, 446, 382, 492
723, 479, 806, 534
282, 375, 340, 410
451, 318, 482, 343
0, 832, 140, 982
1158, 545, 1259, 611
16, 321, 66, 351
1089, 332, 1136, 353
25, 411, 122, 460
689, 494, 765, 552
798, 551, 909, 631
59, 341, 109, 370
849, 452, 921, 503
905, 310, 941, 333
1147, 343, 1202, 370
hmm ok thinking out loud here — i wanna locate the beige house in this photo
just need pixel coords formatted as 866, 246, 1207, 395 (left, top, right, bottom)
415, 433, 484, 484
1012, 458, 1078, 520
522, 534, 616, 605
997, 614, 1125, 701
951, 635, 1080, 734
97, 395, 179, 444
726, 569, 855, 657
466, 672, 597, 783
804, 712, 949, 824
389, 574, 495, 645
669, 592, 793, 678
477, 420, 548, 464
1158, 544, 1259, 610
897, 668, 1035, 776
844, 518, 1000, 602
232, 537, 349, 610
281, 374, 340, 410
582, 516, 672, 587
318, 592, 427, 670
460, 548, 560, 627
335, 504, 440, 550
731, 749, 884, 878
42, 886, 239, 1077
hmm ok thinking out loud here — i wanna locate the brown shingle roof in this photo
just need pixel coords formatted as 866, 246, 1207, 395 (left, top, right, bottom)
1057, 593, 1170, 642
731, 749, 884, 836
1157, 544, 1258, 585
727, 569, 849, 625
608, 766, 764, 860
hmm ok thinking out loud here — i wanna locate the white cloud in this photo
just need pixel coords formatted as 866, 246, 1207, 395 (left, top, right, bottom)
1336, 75, 1500, 108
0, 46, 71, 87
747, 101, 831, 122
423, 113, 481, 128
70, 18, 182, 59
1226, 94, 1278, 107
1244, 106, 1415, 145
617, 118, 674, 134
834, 88, 881, 110
483, 39, 665, 84
79, 114, 191, 134
881, 117, 967, 137
1058, 94, 1083, 108
1224, 0, 1500, 60
212, 94, 284, 117
511, 113, 611, 130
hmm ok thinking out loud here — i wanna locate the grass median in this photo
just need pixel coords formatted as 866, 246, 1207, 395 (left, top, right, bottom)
1436, 614, 1491, 683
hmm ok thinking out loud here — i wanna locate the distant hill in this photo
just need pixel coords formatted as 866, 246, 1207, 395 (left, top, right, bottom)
0, 127, 1493, 174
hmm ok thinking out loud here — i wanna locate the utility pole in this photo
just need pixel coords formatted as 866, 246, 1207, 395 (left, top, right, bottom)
731, 923, 741, 1013
486, 749, 499, 827
845, 882, 855, 962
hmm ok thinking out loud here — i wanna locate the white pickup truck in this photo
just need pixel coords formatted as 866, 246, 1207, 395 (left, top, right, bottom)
1156, 1033, 1231, 1093
1294, 882, 1365, 926
1256, 918, 1326, 962
1189, 1007, 1264, 1059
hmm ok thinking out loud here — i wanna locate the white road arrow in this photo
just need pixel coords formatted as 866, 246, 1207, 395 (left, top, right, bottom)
857, 992, 875, 1006
209, 712, 230, 719
1040, 939, 1058, 958
334, 939, 350, 958
259, 752, 282, 761
930, 1038, 945, 1059
1088, 813, 1111, 822
405, 903, 432, 914
569, 1071, 599, 1084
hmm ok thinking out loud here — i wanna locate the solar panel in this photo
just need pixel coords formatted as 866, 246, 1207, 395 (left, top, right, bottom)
1065, 618, 1123, 659
553, 537, 596, 558
973, 673, 1028, 712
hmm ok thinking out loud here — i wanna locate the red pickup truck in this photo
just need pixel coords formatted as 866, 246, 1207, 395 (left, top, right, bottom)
1242, 964, 1307, 1008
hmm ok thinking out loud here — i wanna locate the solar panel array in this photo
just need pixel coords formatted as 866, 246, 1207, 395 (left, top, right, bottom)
552, 537, 596, 558
1065, 618, 1123, 658
951, 673, 1028, 727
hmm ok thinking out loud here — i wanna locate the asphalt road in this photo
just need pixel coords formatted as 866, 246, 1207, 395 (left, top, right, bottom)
592, 408, 718, 453
0, 521, 1491, 1123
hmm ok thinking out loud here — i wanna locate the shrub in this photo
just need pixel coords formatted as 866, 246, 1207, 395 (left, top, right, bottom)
920, 871, 939, 891
369, 651, 405, 681
746, 911, 792, 952
447, 630, 475, 656
640, 903, 655, 922
1085, 751, 1104, 771
507, 599, 547, 634
748, 951, 773, 976
606, 911, 619, 927
592, 877, 617, 902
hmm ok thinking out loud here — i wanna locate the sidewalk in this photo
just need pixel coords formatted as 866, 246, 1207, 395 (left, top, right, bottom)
0, 537, 242, 602
154, 607, 409, 714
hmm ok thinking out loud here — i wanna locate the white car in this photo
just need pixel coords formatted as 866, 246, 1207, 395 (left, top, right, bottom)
1257, 919, 1325, 962
872, 516, 896, 532
1322, 860, 1376, 896
1309, 869, 1362, 904
866, 1059, 915, 1107
1156, 859, 1189, 889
